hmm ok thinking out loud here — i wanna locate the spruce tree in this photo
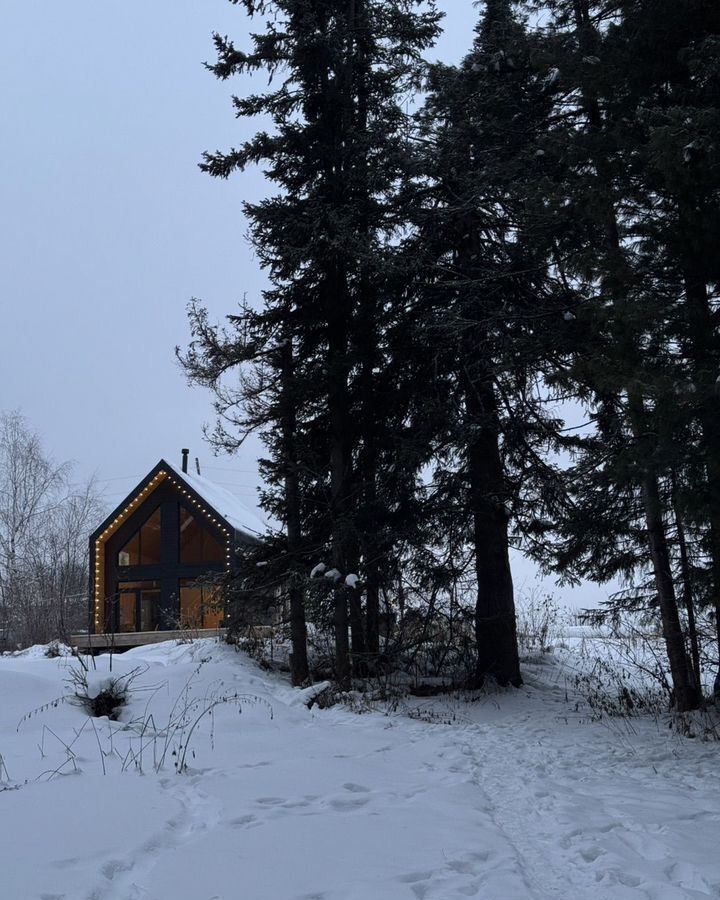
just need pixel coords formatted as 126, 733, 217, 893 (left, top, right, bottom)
610, 0, 720, 690
196, 0, 440, 688
411, 0, 567, 687
536, 0, 706, 709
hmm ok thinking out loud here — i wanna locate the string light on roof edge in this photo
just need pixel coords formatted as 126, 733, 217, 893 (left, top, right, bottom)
93, 469, 238, 628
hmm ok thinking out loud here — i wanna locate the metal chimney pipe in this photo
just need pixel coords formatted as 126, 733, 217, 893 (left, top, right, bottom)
195, 457, 201, 476
181, 448, 189, 473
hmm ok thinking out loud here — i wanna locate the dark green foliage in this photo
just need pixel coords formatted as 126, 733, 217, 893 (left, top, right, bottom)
182, 0, 720, 705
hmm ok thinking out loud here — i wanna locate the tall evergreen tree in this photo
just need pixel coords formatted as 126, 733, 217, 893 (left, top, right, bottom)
193, 0, 441, 688
535, 0, 712, 709
611, 0, 720, 689
411, 0, 568, 687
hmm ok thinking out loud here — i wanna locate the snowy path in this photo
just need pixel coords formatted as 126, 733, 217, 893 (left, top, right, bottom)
1, 642, 719, 899
430, 667, 720, 900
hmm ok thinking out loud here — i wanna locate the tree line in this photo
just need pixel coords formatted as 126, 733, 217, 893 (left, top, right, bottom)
0, 412, 104, 648
180, 0, 720, 711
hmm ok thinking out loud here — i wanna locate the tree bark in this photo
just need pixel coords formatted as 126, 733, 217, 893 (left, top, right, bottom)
671, 470, 702, 693
280, 339, 309, 686
681, 264, 720, 694
627, 391, 699, 711
570, 0, 698, 710
462, 358, 522, 687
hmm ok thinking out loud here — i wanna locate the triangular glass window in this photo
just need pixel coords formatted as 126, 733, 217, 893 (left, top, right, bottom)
117, 507, 162, 566
179, 507, 224, 564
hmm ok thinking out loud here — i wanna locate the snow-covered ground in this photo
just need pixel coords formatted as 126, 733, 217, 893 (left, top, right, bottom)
1, 636, 719, 900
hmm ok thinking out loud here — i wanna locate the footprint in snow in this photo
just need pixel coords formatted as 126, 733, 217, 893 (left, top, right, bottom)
342, 782, 370, 793
230, 814, 260, 828
51, 857, 80, 870
578, 845, 605, 864
398, 871, 433, 884
101, 859, 133, 881
328, 795, 371, 811
446, 855, 488, 875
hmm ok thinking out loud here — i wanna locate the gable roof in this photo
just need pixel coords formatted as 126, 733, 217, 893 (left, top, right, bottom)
90, 459, 266, 545
162, 459, 266, 539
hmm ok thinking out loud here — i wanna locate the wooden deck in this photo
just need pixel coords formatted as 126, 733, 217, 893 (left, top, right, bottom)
69, 628, 227, 652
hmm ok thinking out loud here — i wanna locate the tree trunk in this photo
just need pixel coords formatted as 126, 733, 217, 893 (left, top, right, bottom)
627, 391, 699, 711
327, 257, 353, 689
324, 3, 358, 691
353, 0, 380, 661
681, 265, 720, 694
671, 471, 702, 693
346, 534, 367, 663
365, 564, 380, 657
329, 345, 352, 689
570, 0, 698, 710
462, 359, 522, 688
640, 473, 699, 710
280, 340, 309, 686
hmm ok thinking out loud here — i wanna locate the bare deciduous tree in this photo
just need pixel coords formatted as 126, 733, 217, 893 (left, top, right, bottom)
0, 411, 104, 647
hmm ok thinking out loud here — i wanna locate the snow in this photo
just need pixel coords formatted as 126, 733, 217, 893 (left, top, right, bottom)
1, 636, 720, 899
345, 573, 359, 588
310, 562, 327, 578
545, 67, 561, 87
324, 567, 342, 581
163, 459, 267, 539
84, 669, 117, 699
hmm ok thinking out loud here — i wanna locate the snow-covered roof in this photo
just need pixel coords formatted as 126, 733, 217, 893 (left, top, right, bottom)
162, 459, 266, 540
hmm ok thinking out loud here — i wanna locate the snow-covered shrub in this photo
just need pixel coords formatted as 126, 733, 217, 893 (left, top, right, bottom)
67, 665, 145, 720
45, 641, 73, 658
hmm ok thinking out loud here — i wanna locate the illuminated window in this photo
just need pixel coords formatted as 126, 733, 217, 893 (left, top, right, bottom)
179, 579, 223, 629
117, 508, 162, 567
118, 593, 136, 633
117, 580, 161, 632
117, 532, 139, 567
179, 507, 224, 564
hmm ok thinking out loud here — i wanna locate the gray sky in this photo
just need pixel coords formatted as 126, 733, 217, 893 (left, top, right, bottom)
0, 1, 610, 609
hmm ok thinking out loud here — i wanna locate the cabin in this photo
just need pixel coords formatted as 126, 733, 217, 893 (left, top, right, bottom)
86, 451, 262, 646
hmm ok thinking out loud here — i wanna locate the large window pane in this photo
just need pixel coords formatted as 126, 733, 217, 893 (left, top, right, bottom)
117, 507, 162, 567
179, 507, 224, 564
179, 579, 223, 629
118, 594, 136, 632
117, 580, 161, 633
179, 508, 201, 563
179, 582, 202, 627
117, 531, 140, 567
139, 590, 161, 631
202, 586, 223, 628
140, 508, 162, 564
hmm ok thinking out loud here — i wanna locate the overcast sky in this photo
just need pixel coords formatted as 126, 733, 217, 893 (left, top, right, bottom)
0, 1, 610, 609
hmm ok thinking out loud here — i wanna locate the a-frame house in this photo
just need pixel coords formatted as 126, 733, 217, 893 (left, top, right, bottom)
89, 451, 261, 637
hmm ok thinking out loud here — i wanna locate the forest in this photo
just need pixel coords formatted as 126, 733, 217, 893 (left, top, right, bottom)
173, 0, 719, 712
3, 4, 720, 896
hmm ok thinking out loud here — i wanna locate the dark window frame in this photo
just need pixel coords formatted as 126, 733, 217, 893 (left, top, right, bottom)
117, 507, 162, 567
